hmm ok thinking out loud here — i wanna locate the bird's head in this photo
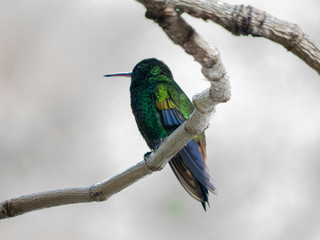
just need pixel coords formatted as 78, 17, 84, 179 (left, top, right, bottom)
104, 58, 173, 85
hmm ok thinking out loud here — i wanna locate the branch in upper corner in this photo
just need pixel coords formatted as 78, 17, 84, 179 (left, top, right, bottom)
137, 0, 320, 74
169, 0, 320, 75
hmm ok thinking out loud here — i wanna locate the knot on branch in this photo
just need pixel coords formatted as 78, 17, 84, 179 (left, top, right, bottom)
184, 118, 210, 136
202, 63, 224, 82
144, 152, 165, 171
192, 89, 216, 114
210, 77, 232, 103
232, 4, 266, 37
89, 185, 106, 202
285, 25, 304, 52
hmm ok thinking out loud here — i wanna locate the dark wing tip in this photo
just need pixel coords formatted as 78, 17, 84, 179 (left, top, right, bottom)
169, 156, 214, 211
201, 202, 207, 211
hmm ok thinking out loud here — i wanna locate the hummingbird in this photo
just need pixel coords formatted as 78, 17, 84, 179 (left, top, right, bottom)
104, 58, 215, 210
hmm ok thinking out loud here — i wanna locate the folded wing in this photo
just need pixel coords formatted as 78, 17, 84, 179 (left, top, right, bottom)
154, 83, 215, 208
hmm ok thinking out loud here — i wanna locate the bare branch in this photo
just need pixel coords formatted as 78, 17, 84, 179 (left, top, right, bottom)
0, 161, 151, 219
0, 188, 93, 218
1, 0, 235, 219
0, 76, 231, 219
138, 0, 320, 74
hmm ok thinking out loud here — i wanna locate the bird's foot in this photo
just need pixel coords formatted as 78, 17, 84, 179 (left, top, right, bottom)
144, 138, 165, 171
143, 151, 152, 161
143, 138, 163, 160
144, 138, 164, 160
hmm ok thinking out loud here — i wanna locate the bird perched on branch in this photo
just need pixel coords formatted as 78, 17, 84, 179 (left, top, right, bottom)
105, 58, 215, 210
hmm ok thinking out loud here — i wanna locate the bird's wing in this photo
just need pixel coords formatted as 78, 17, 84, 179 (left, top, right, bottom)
154, 83, 215, 197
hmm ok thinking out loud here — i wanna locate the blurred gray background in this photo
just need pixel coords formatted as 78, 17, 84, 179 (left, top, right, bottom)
1, 0, 320, 239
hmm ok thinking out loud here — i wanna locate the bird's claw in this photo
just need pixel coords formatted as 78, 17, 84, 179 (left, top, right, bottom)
143, 138, 164, 161
144, 151, 152, 161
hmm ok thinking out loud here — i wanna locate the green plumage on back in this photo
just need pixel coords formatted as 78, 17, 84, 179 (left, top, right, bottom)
130, 60, 193, 146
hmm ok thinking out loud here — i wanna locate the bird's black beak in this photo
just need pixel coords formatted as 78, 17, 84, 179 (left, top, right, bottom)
104, 72, 132, 78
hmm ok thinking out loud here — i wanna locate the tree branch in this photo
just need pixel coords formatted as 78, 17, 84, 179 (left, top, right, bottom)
139, 0, 320, 74
1, 0, 238, 219
0, 77, 230, 219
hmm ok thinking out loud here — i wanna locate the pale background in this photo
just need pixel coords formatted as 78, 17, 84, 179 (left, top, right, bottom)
1, 0, 320, 239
